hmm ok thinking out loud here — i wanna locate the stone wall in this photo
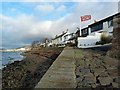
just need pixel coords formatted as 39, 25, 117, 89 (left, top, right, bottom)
110, 14, 120, 59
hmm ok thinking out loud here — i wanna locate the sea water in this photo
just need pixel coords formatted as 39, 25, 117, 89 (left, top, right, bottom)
0, 52, 24, 69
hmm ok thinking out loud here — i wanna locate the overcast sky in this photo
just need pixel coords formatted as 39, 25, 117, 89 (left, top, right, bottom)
0, 0, 119, 49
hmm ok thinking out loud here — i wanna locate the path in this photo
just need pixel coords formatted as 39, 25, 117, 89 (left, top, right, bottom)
35, 47, 77, 88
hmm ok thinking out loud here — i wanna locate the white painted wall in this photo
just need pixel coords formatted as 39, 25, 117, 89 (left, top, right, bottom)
51, 30, 71, 46
77, 32, 101, 48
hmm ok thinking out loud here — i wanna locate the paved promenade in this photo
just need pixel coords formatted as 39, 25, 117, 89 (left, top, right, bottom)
35, 47, 77, 88
75, 49, 119, 88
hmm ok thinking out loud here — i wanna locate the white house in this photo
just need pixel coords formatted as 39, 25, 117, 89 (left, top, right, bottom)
64, 33, 75, 44
77, 32, 101, 48
51, 30, 74, 47
77, 13, 119, 48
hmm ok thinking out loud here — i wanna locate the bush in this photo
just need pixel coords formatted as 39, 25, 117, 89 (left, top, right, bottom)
101, 33, 112, 44
66, 42, 76, 47
96, 41, 104, 45
96, 33, 112, 45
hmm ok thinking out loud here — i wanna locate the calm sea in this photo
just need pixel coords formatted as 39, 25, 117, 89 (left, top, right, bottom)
0, 52, 24, 69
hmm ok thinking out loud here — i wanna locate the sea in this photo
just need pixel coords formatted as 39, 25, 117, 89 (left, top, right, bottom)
0, 52, 24, 69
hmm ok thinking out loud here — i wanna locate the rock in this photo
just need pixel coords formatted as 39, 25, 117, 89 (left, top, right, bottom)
84, 72, 94, 77
114, 77, 120, 83
79, 67, 90, 74
99, 71, 109, 77
112, 82, 119, 88
76, 77, 83, 83
107, 68, 118, 78
98, 76, 113, 86
83, 76, 96, 84
77, 82, 83, 88
75, 68, 80, 76
91, 83, 96, 88
82, 82, 91, 87
93, 68, 105, 77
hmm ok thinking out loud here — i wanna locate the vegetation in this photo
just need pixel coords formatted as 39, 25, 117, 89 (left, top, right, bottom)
96, 32, 112, 45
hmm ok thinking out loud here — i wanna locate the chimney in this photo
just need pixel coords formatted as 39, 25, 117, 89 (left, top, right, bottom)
94, 20, 97, 23
66, 29, 68, 32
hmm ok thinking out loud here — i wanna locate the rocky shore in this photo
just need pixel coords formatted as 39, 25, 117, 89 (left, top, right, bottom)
2, 47, 63, 89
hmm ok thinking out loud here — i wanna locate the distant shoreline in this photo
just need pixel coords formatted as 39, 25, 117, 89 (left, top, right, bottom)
0, 50, 26, 52
0, 49, 31, 52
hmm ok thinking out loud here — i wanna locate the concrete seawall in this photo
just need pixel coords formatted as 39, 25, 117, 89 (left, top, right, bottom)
35, 47, 77, 88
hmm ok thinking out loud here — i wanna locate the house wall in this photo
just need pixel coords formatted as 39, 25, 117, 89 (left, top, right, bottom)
77, 32, 101, 48
51, 39, 58, 45
78, 18, 114, 48
64, 34, 73, 44
51, 31, 71, 46
89, 20, 113, 36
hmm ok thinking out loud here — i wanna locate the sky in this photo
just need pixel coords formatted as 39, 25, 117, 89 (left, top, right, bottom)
0, 0, 119, 49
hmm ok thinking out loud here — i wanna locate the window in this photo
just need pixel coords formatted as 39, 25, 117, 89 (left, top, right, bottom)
81, 28, 88, 37
91, 23, 103, 32
60, 37, 62, 41
83, 29, 88, 34
108, 20, 113, 27
64, 36, 66, 40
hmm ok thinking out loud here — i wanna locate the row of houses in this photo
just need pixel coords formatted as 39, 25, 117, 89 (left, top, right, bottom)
51, 29, 75, 47
42, 13, 119, 48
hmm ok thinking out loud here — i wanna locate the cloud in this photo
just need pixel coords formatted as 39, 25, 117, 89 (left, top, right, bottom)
57, 5, 66, 11
1, 0, 120, 2
35, 4, 54, 12
1, 14, 53, 48
1, 2, 119, 48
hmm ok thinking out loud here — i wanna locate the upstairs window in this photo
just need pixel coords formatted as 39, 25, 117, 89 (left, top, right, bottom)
81, 28, 88, 37
64, 36, 66, 40
83, 29, 88, 34
91, 23, 103, 32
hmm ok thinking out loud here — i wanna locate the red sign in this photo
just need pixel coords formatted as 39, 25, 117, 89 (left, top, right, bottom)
81, 15, 91, 22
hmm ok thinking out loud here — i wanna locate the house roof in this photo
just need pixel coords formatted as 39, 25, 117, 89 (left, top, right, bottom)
64, 33, 75, 37
89, 12, 120, 27
52, 32, 67, 40
80, 13, 119, 30
81, 27, 88, 31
